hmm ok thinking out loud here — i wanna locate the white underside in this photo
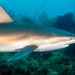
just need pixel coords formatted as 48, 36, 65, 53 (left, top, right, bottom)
0, 40, 74, 52
0, 41, 28, 52
34, 40, 75, 52
34, 44, 69, 52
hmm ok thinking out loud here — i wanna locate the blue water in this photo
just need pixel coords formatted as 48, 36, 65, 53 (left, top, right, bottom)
0, 0, 75, 18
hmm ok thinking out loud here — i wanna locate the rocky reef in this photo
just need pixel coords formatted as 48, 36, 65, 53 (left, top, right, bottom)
0, 49, 75, 75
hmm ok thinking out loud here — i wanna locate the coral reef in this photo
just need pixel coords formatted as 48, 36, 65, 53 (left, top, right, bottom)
0, 50, 75, 75
38, 12, 56, 26
55, 12, 75, 33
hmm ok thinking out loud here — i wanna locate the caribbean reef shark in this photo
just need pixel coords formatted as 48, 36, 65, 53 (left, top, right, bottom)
0, 6, 75, 62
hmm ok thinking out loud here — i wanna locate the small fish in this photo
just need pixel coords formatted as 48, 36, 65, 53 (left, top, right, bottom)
0, 6, 75, 62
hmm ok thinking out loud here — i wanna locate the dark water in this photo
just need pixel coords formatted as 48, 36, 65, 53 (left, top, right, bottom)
0, 0, 75, 75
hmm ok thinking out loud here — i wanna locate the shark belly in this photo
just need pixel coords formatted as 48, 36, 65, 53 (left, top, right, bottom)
0, 40, 30, 52
34, 44, 69, 52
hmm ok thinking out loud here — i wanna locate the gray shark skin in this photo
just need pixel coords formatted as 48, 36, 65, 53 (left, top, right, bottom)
0, 6, 75, 62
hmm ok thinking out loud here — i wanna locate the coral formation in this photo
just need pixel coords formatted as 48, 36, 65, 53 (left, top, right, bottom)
55, 12, 75, 33
0, 50, 75, 75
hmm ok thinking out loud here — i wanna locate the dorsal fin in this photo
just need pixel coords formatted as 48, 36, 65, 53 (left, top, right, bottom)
0, 6, 14, 23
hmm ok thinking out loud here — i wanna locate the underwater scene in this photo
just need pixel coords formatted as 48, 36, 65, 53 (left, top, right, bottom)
0, 0, 75, 75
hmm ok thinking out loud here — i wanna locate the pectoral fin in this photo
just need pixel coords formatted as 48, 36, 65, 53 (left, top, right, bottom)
7, 45, 37, 62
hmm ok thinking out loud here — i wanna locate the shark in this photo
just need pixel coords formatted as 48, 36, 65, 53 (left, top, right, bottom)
0, 6, 75, 62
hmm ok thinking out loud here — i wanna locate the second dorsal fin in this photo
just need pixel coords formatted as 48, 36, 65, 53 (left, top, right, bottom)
0, 6, 14, 23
